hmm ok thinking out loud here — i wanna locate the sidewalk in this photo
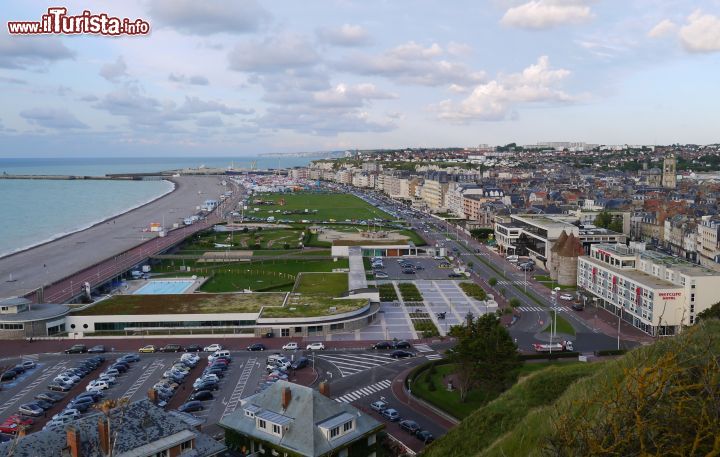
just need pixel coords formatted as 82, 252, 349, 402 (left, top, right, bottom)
390, 366, 458, 430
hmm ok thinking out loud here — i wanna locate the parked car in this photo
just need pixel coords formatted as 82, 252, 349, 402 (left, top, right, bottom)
20, 360, 36, 370
18, 403, 43, 417
34, 399, 53, 411
374, 271, 389, 279
88, 345, 106, 353
370, 400, 388, 412
391, 350, 414, 359
306, 342, 325, 350
402, 268, 416, 275
372, 341, 393, 350
47, 382, 71, 392
189, 390, 214, 401
560, 293, 574, 301
394, 341, 412, 349
138, 345, 156, 353
103, 368, 120, 378
161, 344, 183, 353
381, 408, 400, 421
282, 342, 298, 350
416, 430, 435, 444
247, 343, 266, 351
203, 344, 223, 352
400, 420, 420, 434
448, 273, 464, 278
193, 381, 219, 392
64, 344, 87, 354
178, 401, 204, 413
572, 302, 585, 311
52, 409, 80, 421
185, 344, 202, 352
290, 357, 309, 370
36, 391, 65, 403
1, 371, 17, 381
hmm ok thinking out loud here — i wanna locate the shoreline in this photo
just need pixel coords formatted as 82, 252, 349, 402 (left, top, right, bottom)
0, 178, 177, 261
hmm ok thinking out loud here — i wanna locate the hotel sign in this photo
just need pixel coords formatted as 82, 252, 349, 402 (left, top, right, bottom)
658, 292, 682, 300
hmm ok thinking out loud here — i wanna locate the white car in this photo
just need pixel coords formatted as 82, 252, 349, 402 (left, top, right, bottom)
282, 342, 298, 351
97, 375, 117, 385
52, 409, 80, 421
306, 342, 325, 351
54, 375, 76, 385
559, 293, 574, 301
203, 344, 223, 352
86, 380, 109, 391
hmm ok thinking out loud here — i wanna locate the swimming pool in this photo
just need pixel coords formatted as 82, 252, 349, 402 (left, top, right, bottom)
134, 280, 194, 295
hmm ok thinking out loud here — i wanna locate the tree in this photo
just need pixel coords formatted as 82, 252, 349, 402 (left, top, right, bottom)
448, 313, 520, 402
696, 300, 720, 322
489, 277, 498, 287
509, 298, 521, 308
594, 211, 613, 229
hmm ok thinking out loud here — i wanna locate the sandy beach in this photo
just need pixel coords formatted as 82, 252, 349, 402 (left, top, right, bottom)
0, 175, 227, 299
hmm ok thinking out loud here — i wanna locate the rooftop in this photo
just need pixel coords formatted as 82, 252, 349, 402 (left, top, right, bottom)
0, 399, 225, 457
0, 302, 70, 322
72, 292, 286, 316
583, 256, 683, 290
219, 381, 383, 457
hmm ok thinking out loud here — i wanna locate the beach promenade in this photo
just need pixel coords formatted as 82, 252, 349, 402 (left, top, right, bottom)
0, 175, 230, 301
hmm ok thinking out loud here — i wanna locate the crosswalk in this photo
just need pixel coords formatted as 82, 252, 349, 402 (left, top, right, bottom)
335, 379, 392, 403
517, 306, 567, 312
120, 359, 164, 401
316, 353, 396, 377
497, 280, 530, 286
414, 344, 443, 360
222, 359, 255, 419
414, 344, 433, 352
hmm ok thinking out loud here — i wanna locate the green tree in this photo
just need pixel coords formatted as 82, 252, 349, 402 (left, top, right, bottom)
594, 211, 613, 229
509, 298, 521, 308
489, 277, 498, 287
696, 300, 720, 322
448, 313, 520, 402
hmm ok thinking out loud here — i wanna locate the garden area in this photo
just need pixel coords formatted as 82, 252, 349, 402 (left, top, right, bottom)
459, 282, 487, 300
293, 272, 348, 296
251, 192, 393, 222
179, 227, 304, 252
397, 282, 423, 302
378, 283, 398, 301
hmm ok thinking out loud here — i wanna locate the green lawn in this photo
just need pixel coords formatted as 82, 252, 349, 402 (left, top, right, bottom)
260, 296, 367, 318
412, 364, 494, 419
541, 313, 576, 336
198, 258, 348, 293
180, 228, 304, 252
378, 284, 398, 301
73, 293, 285, 316
251, 192, 392, 222
293, 272, 348, 295
459, 282, 487, 300
397, 283, 423, 301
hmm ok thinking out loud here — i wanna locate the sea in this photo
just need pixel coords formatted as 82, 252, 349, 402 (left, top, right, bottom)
0, 156, 317, 258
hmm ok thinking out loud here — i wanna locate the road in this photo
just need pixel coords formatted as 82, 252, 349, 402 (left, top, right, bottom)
0, 176, 238, 302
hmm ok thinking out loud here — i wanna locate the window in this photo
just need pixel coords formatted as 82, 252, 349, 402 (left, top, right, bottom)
330, 323, 345, 331
294, 327, 302, 333
343, 421, 353, 432
272, 424, 281, 435
281, 328, 289, 337
153, 451, 169, 457
258, 419, 267, 430
330, 426, 340, 438
245, 410, 255, 418
181, 440, 193, 451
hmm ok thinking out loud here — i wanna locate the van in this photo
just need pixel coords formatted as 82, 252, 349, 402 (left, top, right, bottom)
208, 350, 230, 362
266, 354, 286, 365
506, 255, 519, 263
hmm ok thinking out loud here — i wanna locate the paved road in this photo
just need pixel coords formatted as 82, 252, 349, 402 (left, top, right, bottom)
0, 176, 231, 300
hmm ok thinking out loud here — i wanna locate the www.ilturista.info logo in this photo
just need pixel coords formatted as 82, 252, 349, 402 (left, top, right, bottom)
7, 7, 150, 36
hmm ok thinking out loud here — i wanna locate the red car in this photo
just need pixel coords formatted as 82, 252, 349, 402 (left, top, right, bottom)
0, 417, 32, 435
4, 415, 33, 426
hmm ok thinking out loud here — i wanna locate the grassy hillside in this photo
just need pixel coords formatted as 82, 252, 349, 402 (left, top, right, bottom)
425, 319, 720, 457
423, 363, 600, 457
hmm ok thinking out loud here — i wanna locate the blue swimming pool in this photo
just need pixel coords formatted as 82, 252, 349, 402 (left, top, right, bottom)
134, 280, 194, 295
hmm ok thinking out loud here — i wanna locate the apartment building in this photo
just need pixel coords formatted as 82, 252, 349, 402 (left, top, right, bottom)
578, 243, 720, 336
697, 216, 720, 270
421, 172, 449, 212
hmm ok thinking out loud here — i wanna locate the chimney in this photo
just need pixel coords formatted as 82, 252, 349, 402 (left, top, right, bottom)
98, 418, 110, 456
319, 381, 329, 397
17, 426, 27, 438
281, 387, 292, 410
147, 388, 157, 404
66, 426, 81, 457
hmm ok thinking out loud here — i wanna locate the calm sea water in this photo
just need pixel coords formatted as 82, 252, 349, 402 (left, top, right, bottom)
0, 156, 317, 257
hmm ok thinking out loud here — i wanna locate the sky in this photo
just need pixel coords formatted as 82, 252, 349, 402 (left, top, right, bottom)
1, 0, 719, 157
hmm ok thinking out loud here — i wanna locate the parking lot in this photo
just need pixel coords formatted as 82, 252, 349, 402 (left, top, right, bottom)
0, 348, 323, 439
374, 256, 457, 281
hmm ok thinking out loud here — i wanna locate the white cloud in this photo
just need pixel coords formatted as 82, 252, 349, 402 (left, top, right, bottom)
0, 34, 74, 70
501, 0, 593, 29
316, 24, 371, 47
20, 108, 88, 129
436, 56, 574, 122
168, 73, 210, 85
99, 57, 128, 82
678, 11, 720, 53
312, 83, 396, 108
338, 41, 485, 87
648, 19, 677, 38
147, 0, 271, 35
228, 34, 320, 73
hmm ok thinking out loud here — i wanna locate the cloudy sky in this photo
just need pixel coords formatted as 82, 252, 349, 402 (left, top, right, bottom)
1, 0, 719, 157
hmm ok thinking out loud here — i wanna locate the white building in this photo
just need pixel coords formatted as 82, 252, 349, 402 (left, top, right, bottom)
578, 243, 720, 336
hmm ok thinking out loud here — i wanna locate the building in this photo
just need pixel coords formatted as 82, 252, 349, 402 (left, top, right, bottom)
662, 154, 677, 189
0, 399, 225, 457
0, 296, 69, 339
697, 216, 720, 271
462, 189, 505, 221
220, 381, 383, 457
420, 172, 449, 212
578, 243, 720, 336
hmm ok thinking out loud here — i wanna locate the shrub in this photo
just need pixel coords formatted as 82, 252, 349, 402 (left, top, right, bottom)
489, 277, 498, 286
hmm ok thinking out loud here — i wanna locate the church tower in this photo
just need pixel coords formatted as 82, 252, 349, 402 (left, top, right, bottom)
662, 154, 677, 189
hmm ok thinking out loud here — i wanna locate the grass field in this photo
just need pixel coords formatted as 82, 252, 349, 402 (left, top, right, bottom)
421, 362, 601, 457
541, 313, 576, 336
73, 293, 285, 316
252, 192, 392, 222
198, 258, 348, 293
293, 272, 348, 296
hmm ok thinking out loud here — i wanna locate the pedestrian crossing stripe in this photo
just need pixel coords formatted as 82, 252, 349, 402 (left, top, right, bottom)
425, 354, 443, 360
498, 280, 530, 286
414, 344, 434, 353
517, 306, 567, 312
317, 353, 396, 377
335, 379, 393, 403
